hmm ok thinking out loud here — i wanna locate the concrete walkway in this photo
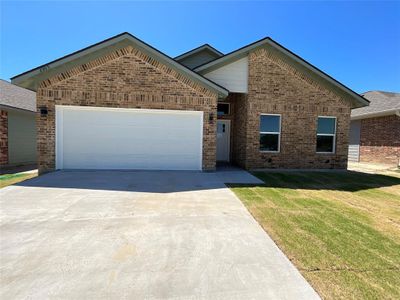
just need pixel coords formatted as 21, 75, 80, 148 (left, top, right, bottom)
348, 161, 399, 174
0, 170, 319, 299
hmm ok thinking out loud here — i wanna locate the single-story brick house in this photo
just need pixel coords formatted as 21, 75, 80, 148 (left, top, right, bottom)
0, 80, 37, 167
11, 32, 369, 174
349, 91, 399, 166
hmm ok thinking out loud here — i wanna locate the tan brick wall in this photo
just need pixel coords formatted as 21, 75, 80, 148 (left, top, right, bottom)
37, 46, 218, 174
0, 110, 8, 166
360, 115, 400, 165
230, 93, 248, 167
237, 47, 351, 169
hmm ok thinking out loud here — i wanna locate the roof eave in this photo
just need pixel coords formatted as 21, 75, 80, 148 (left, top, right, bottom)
0, 104, 37, 114
11, 33, 229, 98
195, 37, 369, 108
194, 38, 269, 73
351, 109, 400, 120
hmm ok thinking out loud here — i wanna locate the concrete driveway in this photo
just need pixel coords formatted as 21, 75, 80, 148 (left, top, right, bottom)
0, 169, 319, 299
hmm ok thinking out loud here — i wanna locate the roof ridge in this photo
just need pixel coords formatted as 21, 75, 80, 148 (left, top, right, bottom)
174, 43, 223, 60
194, 36, 368, 108
11, 32, 229, 97
11, 32, 130, 80
194, 36, 271, 70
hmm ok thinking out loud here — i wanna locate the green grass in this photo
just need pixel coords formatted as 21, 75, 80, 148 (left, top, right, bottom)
229, 171, 400, 300
0, 172, 37, 188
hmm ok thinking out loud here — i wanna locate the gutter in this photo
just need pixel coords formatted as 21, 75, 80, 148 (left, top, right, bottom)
0, 104, 37, 114
351, 108, 400, 120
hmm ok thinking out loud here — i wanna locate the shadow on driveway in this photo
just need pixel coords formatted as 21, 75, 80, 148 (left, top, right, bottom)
14, 169, 400, 193
14, 169, 263, 193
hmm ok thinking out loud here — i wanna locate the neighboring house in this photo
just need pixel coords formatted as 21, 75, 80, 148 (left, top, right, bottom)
11, 32, 368, 174
349, 91, 400, 165
0, 79, 37, 167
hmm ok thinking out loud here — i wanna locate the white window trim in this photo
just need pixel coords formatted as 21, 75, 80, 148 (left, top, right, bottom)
260, 113, 281, 153
217, 102, 231, 116
316, 116, 337, 154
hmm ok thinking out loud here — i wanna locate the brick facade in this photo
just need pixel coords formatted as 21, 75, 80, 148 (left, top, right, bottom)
360, 115, 400, 165
231, 48, 352, 169
231, 93, 248, 164
0, 110, 8, 166
36, 46, 218, 174
35, 42, 357, 173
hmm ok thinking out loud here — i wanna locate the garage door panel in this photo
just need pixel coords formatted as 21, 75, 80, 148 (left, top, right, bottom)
62, 127, 200, 154
57, 106, 203, 170
63, 129, 200, 153
63, 153, 200, 170
64, 110, 199, 128
62, 139, 200, 157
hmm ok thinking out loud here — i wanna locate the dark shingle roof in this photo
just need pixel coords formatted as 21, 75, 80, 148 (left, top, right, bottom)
174, 44, 223, 60
0, 79, 36, 112
351, 91, 400, 118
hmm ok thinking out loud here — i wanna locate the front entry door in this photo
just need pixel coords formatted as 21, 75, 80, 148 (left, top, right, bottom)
217, 120, 231, 162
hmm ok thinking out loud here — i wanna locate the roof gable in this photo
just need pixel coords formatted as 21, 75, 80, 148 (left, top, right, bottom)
195, 37, 369, 108
11, 33, 228, 97
175, 44, 223, 60
175, 44, 223, 69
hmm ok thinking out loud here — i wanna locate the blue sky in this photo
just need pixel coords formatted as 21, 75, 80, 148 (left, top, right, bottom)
1, 1, 399, 93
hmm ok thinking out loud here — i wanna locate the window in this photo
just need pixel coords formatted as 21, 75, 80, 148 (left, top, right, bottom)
316, 116, 336, 153
260, 114, 281, 152
217, 103, 230, 116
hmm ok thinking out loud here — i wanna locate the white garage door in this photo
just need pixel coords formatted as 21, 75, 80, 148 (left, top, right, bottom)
56, 106, 203, 170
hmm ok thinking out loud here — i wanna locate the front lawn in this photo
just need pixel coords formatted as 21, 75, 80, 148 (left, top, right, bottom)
0, 172, 38, 188
230, 171, 400, 299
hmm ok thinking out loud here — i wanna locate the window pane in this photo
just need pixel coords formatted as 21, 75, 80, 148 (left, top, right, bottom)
260, 115, 280, 132
317, 135, 334, 152
317, 117, 335, 134
217, 103, 230, 116
260, 134, 279, 151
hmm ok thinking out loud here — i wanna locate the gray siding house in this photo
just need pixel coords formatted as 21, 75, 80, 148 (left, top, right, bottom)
0, 80, 37, 167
